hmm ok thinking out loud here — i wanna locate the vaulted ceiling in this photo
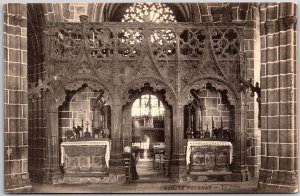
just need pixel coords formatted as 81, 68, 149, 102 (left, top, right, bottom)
28, 3, 257, 23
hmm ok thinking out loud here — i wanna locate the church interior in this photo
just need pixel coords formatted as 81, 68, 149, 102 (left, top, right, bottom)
3, 3, 297, 193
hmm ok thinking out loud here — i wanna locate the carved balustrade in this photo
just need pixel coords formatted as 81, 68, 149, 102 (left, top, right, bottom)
47, 22, 243, 62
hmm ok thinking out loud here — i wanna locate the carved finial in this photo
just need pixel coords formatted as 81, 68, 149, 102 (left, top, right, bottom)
278, 16, 297, 30
284, 16, 297, 29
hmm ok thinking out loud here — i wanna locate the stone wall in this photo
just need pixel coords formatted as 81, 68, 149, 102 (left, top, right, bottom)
258, 2, 297, 193
4, 3, 31, 193
185, 88, 235, 132
58, 87, 101, 139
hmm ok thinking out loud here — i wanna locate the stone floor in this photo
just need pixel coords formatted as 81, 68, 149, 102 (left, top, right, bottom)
31, 159, 258, 193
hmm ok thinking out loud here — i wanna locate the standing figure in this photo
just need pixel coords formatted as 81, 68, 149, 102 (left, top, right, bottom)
131, 147, 139, 180
124, 146, 139, 180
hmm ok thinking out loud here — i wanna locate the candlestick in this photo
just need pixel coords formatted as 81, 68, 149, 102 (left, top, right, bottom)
73, 120, 75, 128
212, 115, 214, 129
81, 119, 83, 128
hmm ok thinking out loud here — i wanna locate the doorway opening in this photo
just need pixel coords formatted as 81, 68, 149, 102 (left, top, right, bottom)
122, 84, 172, 182
131, 94, 166, 181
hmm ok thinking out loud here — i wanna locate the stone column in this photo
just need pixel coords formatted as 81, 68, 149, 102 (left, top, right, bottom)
164, 106, 172, 177
169, 103, 187, 182
231, 103, 251, 181
258, 3, 297, 192
109, 104, 126, 183
122, 105, 132, 148
44, 106, 61, 184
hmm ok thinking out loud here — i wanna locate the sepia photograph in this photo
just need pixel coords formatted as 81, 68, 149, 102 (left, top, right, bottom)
3, 2, 298, 193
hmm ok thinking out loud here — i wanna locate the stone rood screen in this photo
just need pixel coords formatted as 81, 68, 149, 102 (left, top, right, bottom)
48, 21, 242, 61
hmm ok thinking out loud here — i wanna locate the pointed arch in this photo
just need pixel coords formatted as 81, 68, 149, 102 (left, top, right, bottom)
120, 77, 177, 106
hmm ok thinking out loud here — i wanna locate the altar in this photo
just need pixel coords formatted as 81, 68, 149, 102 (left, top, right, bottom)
60, 139, 110, 176
186, 139, 233, 181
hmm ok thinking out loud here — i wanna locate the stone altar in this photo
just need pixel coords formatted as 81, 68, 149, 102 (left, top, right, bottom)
186, 140, 232, 174
60, 140, 110, 175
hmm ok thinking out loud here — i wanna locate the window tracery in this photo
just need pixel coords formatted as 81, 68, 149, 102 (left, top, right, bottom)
121, 3, 177, 58
122, 3, 177, 23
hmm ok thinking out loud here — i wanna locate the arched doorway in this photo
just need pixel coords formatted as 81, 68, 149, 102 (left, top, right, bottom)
122, 85, 172, 182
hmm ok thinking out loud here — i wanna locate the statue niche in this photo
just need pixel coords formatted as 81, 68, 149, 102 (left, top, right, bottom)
91, 95, 111, 139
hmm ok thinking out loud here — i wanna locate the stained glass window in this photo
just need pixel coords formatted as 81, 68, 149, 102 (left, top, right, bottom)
122, 3, 177, 23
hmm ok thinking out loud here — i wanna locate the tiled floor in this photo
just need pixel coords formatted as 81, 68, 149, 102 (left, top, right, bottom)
31, 159, 258, 193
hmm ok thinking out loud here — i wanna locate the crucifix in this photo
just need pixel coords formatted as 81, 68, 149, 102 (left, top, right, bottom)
85, 121, 90, 132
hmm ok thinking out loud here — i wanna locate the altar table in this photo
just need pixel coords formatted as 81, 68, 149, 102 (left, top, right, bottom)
186, 140, 233, 173
60, 140, 110, 174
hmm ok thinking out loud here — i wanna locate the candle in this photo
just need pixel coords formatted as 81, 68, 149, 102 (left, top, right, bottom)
212, 115, 214, 129
188, 110, 191, 128
191, 115, 194, 130
82, 120, 83, 128
199, 109, 201, 130
221, 114, 223, 129
73, 120, 75, 128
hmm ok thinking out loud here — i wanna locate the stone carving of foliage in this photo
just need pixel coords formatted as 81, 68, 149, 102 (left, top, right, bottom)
28, 75, 55, 103
50, 24, 82, 60
88, 27, 114, 59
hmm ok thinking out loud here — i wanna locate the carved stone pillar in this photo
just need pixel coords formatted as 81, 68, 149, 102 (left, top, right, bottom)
169, 103, 187, 182
258, 13, 297, 193
109, 104, 126, 183
122, 105, 132, 149
44, 106, 61, 184
164, 106, 172, 177
231, 103, 251, 181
